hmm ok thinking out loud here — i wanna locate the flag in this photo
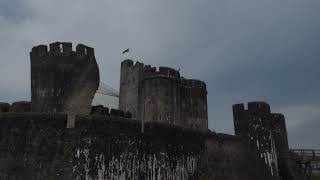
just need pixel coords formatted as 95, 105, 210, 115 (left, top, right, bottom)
122, 48, 129, 54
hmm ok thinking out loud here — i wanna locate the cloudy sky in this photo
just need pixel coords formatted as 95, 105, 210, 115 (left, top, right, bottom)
1, 0, 319, 149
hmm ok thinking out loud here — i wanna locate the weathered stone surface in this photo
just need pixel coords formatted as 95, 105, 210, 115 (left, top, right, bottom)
0, 102, 10, 113
232, 101, 307, 180
0, 114, 274, 180
110, 108, 125, 117
10, 101, 31, 112
124, 111, 132, 118
119, 60, 208, 130
30, 42, 100, 127
0, 113, 67, 180
90, 105, 109, 115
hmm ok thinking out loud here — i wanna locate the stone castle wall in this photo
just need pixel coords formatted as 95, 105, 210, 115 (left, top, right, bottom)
0, 112, 274, 180
233, 102, 280, 177
119, 60, 208, 130
30, 42, 100, 127
232, 101, 306, 180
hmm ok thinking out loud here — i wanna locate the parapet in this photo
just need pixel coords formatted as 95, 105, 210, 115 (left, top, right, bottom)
10, 101, 31, 112
0, 102, 10, 113
144, 66, 180, 79
247, 101, 270, 113
110, 109, 125, 118
159, 67, 180, 77
76, 44, 94, 57
49, 42, 72, 55
121, 59, 181, 80
233, 102, 270, 114
144, 65, 157, 75
90, 105, 132, 119
181, 79, 207, 95
121, 59, 134, 67
232, 103, 245, 113
121, 59, 145, 70
272, 113, 285, 119
31, 45, 48, 56
30, 42, 95, 58
91, 105, 109, 115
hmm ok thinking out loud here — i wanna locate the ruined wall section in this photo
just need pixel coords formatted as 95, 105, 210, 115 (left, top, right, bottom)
30, 42, 100, 127
233, 102, 280, 178
119, 60, 145, 119
271, 113, 289, 154
0, 101, 31, 113
0, 113, 275, 180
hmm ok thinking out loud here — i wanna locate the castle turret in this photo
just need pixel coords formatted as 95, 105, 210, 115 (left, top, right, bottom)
142, 67, 181, 125
119, 60, 208, 130
30, 42, 100, 127
119, 60, 145, 119
232, 101, 291, 177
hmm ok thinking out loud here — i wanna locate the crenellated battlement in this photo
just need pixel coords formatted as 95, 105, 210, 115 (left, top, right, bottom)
91, 105, 132, 119
158, 67, 180, 77
0, 102, 10, 113
31, 45, 48, 56
232, 103, 245, 113
272, 113, 285, 120
121, 59, 134, 67
144, 66, 180, 79
232, 102, 271, 114
10, 101, 31, 112
49, 42, 72, 55
121, 60, 181, 79
247, 101, 270, 113
30, 42, 95, 58
76, 44, 94, 57
181, 78, 207, 90
121, 59, 144, 70
30, 42, 100, 127
0, 101, 31, 113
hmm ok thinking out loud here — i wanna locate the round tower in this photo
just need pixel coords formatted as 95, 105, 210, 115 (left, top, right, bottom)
180, 79, 208, 130
118, 60, 145, 119
142, 67, 181, 125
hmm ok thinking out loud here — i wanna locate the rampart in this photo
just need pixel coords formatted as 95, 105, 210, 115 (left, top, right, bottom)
119, 60, 208, 130
0, 112, 274, 180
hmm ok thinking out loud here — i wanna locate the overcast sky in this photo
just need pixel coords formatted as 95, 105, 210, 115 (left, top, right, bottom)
0, 0, 319, 149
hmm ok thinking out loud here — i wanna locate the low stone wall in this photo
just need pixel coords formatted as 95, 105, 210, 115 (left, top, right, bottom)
0, 113, 274, 180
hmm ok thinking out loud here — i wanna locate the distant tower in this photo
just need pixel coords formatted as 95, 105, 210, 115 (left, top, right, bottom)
142, 67, 182, 125
232, 102, 290, 177
119, 59, 145, 119
119, 59, 208, 130
180, 79, 208, 129
30, 42, 100, 127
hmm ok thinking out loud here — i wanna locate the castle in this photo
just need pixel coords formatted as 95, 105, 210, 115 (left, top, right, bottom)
119, 60, 208, 130
0, 42, 313, 180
